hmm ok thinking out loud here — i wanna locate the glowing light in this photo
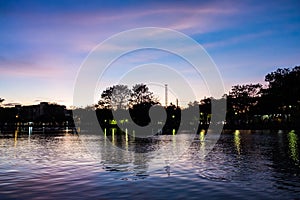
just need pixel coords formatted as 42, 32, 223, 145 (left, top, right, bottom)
110, 119, 117, 125
172, 129, 176, 135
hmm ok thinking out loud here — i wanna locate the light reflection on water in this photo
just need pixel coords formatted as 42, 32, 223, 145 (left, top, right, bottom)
0, 129, 299, 199
234, 130, 241, 155
288, 130, 299, 164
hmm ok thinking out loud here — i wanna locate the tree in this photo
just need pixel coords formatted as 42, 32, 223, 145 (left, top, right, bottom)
0, 98, 4, 106
129, 84, 159, 126
227, 83, 262, 125
228, 84, 262, 113
129, 84, 159, 107
199, 98, 211, 125
98, 85, 131, 110
187, 100, 199, 108
261, 66, 300, 122
97, 84, 160, 127
263, 66, 300, 108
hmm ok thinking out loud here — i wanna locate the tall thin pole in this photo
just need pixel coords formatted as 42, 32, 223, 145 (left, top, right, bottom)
165, 84, 168, 107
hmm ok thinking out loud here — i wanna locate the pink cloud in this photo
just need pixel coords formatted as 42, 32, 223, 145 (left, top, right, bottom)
203, 31, 273, 49
0, 55, 72, 78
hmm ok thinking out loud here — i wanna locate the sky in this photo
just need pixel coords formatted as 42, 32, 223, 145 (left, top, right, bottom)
0, 0, 300, 107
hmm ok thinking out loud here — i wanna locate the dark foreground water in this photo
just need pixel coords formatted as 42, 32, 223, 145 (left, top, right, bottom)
0, 129, 299, 199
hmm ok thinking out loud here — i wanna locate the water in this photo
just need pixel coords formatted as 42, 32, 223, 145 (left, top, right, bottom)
0, 129, 299, 199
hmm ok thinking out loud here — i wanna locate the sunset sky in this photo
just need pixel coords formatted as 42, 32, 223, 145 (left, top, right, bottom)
1, 0, 299, 107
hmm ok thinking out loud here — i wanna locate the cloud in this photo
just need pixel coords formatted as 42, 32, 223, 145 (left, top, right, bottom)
203, 30, 273, 49
1, 1, 242, 45
1, 0, 299, 106
0, 56, 66, 78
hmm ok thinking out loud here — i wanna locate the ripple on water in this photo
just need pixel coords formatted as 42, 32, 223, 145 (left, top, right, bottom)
0, 131, 300, 199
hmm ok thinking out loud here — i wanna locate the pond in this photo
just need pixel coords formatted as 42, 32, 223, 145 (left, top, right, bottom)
0, 129, 299, 199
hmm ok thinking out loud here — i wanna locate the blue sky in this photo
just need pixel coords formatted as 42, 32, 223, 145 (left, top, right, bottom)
0, 0, 300, 107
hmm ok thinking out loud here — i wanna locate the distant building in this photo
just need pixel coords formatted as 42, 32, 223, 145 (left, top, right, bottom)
16, 102, 68, 124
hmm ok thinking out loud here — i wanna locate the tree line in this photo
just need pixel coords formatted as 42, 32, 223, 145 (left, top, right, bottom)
1, 66, 300, 132
92, 65, 300, 133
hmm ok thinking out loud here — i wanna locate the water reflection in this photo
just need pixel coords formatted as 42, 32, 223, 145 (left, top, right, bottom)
111, 128, 116, 145
87, 128, 198, 178
1, 129, 300, 199
199, 129, 205, 142
28, 126, 32, 135
234, 130, 241, 155
288, 130, 299, 164
14, 128, 18, 147
125, 128, 128, 150
172, 134, 176, 149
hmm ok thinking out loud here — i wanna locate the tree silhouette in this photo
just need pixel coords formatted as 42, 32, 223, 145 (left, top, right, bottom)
97, 84, 160, 127
129, 84, 160, 126
228, 84, 262, 113
129, 84, 159, 107
0, 98, 4, 106
264, 66, 300, 109
227, 83, 262, 126
259, 66, 300, 126
98, 85, 131, 110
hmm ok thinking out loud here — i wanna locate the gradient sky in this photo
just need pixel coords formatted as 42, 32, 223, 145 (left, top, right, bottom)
1, 0, 300, 107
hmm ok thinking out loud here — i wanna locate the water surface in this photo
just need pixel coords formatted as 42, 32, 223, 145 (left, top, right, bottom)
0, 129, 299, 199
